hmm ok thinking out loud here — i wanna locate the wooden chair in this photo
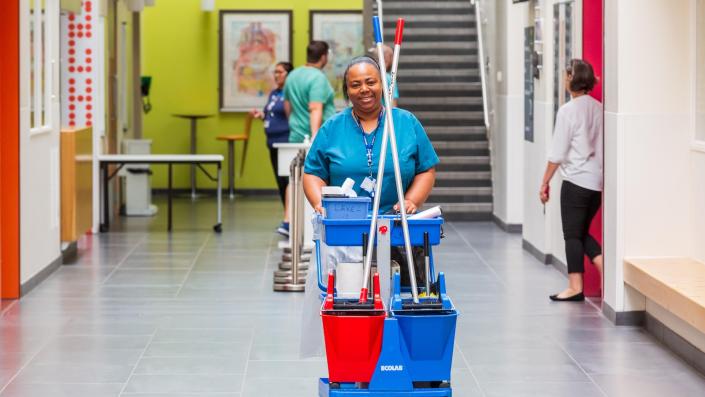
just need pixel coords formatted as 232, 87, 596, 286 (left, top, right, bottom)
216, 113, 252, 198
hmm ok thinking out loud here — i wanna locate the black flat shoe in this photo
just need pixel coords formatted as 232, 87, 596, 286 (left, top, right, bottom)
549, 292, 585, 302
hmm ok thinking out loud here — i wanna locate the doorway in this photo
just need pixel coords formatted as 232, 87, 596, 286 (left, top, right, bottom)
582, 0, 603, 298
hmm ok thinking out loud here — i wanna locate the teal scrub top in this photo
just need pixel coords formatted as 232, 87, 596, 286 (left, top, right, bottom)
283, 66, 337, 143
304, 107, 439, 213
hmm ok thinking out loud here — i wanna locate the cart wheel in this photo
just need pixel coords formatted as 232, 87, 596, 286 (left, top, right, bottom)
329, 382, 340, 389
99, 224, 109, 233
213, 223, 222, 233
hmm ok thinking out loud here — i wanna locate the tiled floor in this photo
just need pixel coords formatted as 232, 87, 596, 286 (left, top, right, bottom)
1, 197, 705, 396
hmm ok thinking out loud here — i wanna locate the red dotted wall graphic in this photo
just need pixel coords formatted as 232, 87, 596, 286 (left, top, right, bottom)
61, 1, 97, 129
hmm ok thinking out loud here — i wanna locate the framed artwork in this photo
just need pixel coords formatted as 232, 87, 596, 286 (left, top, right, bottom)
219, 10, 292, 112
310, 10, 364, 108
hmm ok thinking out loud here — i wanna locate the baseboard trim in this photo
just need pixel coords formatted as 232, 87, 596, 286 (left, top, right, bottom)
152, 188, 278, 196
522, 239, 550, 264
549, 255, 568, 276
602, 301, 645, 326
20, 255, 62, 296
492, 214, 522, 233
645, 312, 705, 375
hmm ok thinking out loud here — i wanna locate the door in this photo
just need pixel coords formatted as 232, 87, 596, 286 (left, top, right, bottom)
582, 0, 603, 298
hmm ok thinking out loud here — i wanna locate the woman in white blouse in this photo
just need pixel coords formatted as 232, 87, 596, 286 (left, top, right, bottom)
540, 59, 603, 302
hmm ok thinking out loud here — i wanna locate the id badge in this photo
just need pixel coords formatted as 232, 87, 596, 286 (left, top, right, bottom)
360, 176, 376, 195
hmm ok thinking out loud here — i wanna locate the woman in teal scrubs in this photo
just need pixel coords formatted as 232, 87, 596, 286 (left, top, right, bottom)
303, 56, 438, 214
299, 57, 438, 358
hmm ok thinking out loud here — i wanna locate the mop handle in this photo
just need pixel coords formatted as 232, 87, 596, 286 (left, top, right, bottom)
361, 17, 420, 304
378, 20, 420, 304
360, 17, 405, 303
387, 19, 404, 105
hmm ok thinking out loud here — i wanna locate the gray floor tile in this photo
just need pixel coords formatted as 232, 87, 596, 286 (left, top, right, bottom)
103, 269, 189, 286
143, 342, 250, 358
244, 360, 327, 379
241, 377, 317, 397
470, 362, 589, 383
134, 356, 247, 374
592, 372, 705, 397
12, 362, 134, 383
120, 393, 241, 397
0, 382, 124, 397
482, 381, 604, 397
123, 374, 243, 393
96, 286, 180, 299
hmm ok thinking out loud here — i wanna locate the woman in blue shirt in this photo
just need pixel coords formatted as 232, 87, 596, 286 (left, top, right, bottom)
303, 56, 438, 215
251, 62, 293, 236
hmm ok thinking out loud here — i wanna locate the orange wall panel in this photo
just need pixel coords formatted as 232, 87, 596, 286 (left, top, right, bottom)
0, 0, 21, 299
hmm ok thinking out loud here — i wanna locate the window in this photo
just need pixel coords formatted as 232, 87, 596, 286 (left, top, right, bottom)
696, 0, 705, 144
28, 0, 57, 135
553, 1, 573, 119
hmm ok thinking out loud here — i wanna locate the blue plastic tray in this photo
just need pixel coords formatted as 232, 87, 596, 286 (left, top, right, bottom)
322, 197, 371, 219
322, 216, 443, 247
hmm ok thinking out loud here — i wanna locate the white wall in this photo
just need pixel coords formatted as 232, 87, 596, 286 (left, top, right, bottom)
692, 1, 705, 264
603, 0, 694, 312
693, 153, 705, 263
522, 0, 559, 255
19, 1, 62, 285
492, 1, 527, 227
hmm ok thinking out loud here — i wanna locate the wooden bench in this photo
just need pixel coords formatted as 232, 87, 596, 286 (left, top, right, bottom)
624, 257, 705, 334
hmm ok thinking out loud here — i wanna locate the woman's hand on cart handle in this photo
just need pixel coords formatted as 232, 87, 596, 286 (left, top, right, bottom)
394, 199, 418, 214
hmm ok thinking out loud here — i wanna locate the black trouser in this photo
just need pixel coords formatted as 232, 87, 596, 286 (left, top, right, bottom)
267, 146, 289, 206
560, 181, 602, 274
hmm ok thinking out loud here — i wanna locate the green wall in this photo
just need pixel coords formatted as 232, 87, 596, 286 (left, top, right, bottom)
142, 0, 362, 189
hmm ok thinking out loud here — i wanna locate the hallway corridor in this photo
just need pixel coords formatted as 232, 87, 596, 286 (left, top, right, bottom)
1, 198, 704, 396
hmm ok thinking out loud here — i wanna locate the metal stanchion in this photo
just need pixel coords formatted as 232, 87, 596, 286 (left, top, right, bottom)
273, 149, 307, 292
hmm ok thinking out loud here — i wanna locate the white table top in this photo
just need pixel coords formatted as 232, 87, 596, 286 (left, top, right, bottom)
272, 143, 311, 149
98, 154, 224, 163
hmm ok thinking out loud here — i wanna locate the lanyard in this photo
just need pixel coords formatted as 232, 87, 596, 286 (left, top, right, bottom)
352, 110, 384, 178
265, 92, 280, 115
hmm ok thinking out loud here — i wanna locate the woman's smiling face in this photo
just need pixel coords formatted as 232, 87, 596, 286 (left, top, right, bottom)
346, 62, 383, 114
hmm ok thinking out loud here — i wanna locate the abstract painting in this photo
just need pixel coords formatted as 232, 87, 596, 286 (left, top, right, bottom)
310, 11, 364, 108
220, 11, 291, 112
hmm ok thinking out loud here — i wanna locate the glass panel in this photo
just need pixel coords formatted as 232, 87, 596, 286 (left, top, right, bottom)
697, 0, 705, 142
29, 0, 35, 128
41, 5, 46, 126
553, 3, 572, 121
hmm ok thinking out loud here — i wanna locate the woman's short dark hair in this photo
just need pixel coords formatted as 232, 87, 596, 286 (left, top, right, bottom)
342, 56, 381, 100
307, 41, 329, 63
277, 62, 294, 74
566, 59, 597, 93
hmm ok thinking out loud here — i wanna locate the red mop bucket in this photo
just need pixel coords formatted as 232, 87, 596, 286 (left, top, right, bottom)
321, 272, 386, 383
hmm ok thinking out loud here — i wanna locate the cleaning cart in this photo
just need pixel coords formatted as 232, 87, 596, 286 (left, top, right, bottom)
316, 215, 457, 396
315, 16, 458, 397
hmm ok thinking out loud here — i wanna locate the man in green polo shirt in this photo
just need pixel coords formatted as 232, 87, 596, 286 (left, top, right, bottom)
283, 41, 336, 142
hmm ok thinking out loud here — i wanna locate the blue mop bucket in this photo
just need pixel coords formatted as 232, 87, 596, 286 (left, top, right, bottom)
392, 310, 457, 382
390, 273, 458, 382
